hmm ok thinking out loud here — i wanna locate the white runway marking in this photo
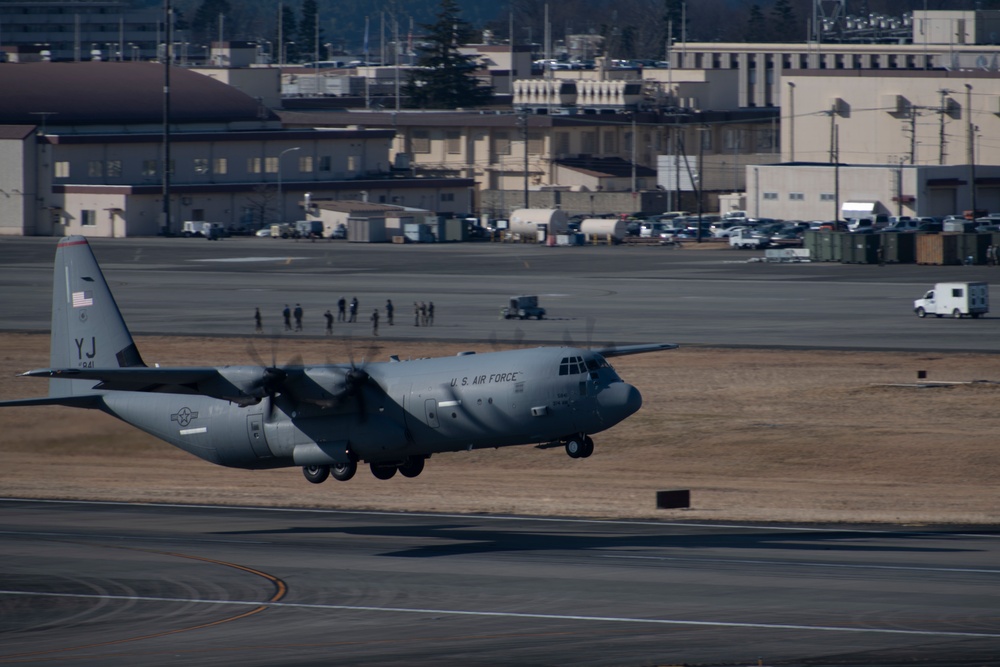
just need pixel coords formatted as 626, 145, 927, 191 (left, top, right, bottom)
190, 257, 309, 263
1, 590, 998, 639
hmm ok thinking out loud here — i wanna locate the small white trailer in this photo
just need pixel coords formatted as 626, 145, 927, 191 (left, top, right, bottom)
914, 282, 989, 319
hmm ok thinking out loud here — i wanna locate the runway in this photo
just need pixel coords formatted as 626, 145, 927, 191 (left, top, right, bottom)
1, 499, 999, 666
3, 236, 1000, 352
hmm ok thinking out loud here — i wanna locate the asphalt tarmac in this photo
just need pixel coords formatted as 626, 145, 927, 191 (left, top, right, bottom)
1, 499, 998, 667
3, 235, 1000, 352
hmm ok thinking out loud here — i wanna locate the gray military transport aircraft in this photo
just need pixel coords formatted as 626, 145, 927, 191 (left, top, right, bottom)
0, 236, 675, 484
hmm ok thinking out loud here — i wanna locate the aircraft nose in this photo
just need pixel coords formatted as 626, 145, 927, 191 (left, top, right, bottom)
600, 381, 642, 420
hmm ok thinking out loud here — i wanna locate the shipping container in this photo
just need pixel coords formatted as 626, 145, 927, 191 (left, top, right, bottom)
840, 232, 879, 264
915, 233, 961, 265
879, 232, 916, 264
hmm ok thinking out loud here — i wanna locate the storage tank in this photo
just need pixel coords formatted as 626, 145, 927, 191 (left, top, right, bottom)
508, 209, 569, 241
579, 218, 627, 241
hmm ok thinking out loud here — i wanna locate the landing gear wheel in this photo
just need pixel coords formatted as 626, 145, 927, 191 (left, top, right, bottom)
916, 307, 926, 318
580, 436, 594, 458
370, 462, 397, 480
331, 460, 357, 482
399, 457, 425, 478
565, 438, 584, 459
302, 465, 330, 484
953, 309, 963, 319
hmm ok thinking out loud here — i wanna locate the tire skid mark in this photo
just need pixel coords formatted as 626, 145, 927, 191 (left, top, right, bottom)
0, 543, 287, 662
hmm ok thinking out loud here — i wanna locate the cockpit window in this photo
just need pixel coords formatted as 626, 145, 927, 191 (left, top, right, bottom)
558, 355, 587, 375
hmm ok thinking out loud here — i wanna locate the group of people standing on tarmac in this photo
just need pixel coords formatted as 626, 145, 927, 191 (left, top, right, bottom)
255, 296, 433, 336
412, 301, 435, 327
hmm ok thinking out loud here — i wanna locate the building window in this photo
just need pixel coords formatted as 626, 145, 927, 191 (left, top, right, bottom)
723, 129, 746, 151
528, 132, 543, 154
88, 160, 103, 178
142, 160, 157, 176
214, 158, 228, 175
581, 131, 597, 154
700, 129, 713, 151
193, 158, 209, 175
602, 131, 616, 154
412, 130, 431, 153
493, 131, 511, 156
298, 155, 314, 173
820, 193, 835, 201
789, 192, 804, 201
247, 157, 262, 174
347, 155, 357, 172
756, 129, 776, 152
106, 160, 122, 178
763, 192, 778, 200
441, 193, 455, 202
54, 161, 70, 178
446, 130, 461, 154
264, 156, 279, 174
81, 209, 96, 226
555, 132, 570, 155
319, 156, 332, 172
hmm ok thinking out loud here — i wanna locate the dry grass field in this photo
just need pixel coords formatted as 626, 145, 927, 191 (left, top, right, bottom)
2, 332, 999, 524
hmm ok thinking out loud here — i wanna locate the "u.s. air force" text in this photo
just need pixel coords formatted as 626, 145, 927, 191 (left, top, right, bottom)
450, 371, 520, 387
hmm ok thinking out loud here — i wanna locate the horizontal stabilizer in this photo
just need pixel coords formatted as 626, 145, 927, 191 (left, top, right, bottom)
20, 366, 251, 402
595, 343, 678, 357
0, 394, 103, 408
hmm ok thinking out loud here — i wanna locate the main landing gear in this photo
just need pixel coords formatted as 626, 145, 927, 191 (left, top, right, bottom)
302, 456, 426, 484
564, 434, 594, 459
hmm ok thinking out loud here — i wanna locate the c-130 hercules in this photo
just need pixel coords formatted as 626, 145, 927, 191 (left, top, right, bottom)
1, 236, 675, 484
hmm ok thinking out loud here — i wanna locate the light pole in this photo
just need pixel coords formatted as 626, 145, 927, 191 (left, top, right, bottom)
276, 147, 301, 223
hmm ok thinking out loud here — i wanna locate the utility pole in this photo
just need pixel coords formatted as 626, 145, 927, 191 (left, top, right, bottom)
630, 114, 637, 195
833, 124, 840, 223
938, 88, 950, 166
518, 109, 529, 209
786, 81, 795, 162
697, 125, 706, 243
161, 0, 172, 236
966, 83, 977, 217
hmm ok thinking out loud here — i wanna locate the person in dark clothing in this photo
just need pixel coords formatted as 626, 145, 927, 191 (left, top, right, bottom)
371, 308, 380, 336
254, 307, 263, 333
427, 301, 435, 326
349, 297, 358, 323
337, 297, 347, 322
282, 304, 291, 331
293, 303, 303, 331
385, 299, 394, 325
413, 301, 420, 326
324, 309, 333, 334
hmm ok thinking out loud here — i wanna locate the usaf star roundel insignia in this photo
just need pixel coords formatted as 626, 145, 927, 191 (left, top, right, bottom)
171, 407, 199, 427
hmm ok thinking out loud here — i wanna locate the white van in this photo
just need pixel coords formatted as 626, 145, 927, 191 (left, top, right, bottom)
914, 282, 989, 319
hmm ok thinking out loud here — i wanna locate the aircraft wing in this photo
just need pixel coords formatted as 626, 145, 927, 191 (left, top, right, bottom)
594, 343, 678, 357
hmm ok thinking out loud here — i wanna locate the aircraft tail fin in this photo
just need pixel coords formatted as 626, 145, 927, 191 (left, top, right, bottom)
49, 236, 145, 398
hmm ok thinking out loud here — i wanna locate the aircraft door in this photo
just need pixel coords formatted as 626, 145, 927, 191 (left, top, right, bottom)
424, 399, 440, 428
246, 414, 272, 459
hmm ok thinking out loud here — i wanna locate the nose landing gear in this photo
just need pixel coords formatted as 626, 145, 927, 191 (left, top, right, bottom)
564, 434, 594, 459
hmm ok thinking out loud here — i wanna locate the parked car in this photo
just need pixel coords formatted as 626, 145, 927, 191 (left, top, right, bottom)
254, 227, 272, 237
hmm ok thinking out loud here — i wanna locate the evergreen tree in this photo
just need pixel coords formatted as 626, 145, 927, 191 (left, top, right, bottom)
403, 0, 493, 109
280, 4, 301, 63
190, 0, 230, 46
744, 4, 768, 42
298, 0, 322, 62
770, 0, 798, 42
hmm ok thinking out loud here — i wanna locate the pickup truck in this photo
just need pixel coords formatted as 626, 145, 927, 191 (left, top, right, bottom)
729, 229, 770, 249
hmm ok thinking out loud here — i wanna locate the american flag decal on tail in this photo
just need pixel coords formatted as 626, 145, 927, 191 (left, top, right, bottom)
72, 291, 93, 308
